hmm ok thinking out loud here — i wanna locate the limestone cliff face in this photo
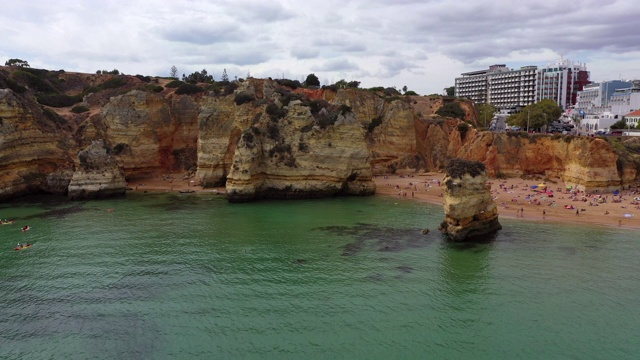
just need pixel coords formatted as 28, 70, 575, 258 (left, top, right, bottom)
224, 80, 375, 202
67, 140, 127, 199
1, 68, 639, 202
195, 96, 256, 187
438, 159, 501, 241
0, 89, 73, 199
424, 126, 637, 192
98, 90, 199, 179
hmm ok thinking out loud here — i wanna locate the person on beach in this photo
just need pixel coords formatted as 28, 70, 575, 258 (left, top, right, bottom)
576, 209, 579, 216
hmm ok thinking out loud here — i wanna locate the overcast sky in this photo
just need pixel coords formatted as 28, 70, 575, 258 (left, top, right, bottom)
2, 0, 639, 95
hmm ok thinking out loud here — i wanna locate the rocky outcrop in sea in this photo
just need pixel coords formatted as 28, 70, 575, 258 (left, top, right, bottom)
438, 158, 502, 241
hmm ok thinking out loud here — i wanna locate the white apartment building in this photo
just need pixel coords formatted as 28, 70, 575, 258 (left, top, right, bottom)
536, 59, 590, 110
625, 109, 640, 128
487, 66, 537, 109
575, 80, 632, 115
578, 113, 618, 133
609, 80, 640, 116
455, 65, 537, 111
455, 59, 589, 111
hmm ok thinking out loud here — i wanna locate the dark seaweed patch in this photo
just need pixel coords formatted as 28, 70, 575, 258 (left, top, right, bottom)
140, 193, 200, 212
315, 222, 433, 256
396, 265, 415, 273
365, 273, 384, 282
557, 246, 577, 255
20, 204, 86, 220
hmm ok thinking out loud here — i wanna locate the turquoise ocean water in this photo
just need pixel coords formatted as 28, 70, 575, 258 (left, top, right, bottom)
1, 192, 639, 359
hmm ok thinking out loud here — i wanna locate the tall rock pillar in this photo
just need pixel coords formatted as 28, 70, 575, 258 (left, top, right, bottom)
438, 158, 501, 241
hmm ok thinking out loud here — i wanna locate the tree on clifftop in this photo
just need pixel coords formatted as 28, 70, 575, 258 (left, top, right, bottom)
506, 99, 562, 130
445, 86, 455, 96
170, 65, 178, 79
304, 73, 320, 87
5, 58, 30, 67
477, 103, 497, 128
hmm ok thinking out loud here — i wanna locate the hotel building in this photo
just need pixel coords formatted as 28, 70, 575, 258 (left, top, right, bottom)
535, 59, 590, 110
455, 59, 590, 111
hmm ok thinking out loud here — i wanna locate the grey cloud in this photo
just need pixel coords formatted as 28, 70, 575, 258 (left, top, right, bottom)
290, 47, 320, 60
210, 51, 271, 66
230, 1, 296, 23
378, 58, 416, 77
312, 58, 360, 72
161, 23, 246, 45
403, 0, 640, 63
312, 38, 368, 53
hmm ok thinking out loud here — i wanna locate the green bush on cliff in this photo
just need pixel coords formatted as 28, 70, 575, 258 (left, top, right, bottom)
165, 80, 183, 88
367, 86, 385, 92
135, 74, 151, 83
36, 93, 82, 107
268, 143, 292, 157
367, 116, 383, 133
85, 76, 128, 94
142, 84, 164, 93
436, 102, 465, 119
276, 78, 301, 89
234, 92, 255, 105
280, 91, 303, 107
4, 77, 27, 93
316, 111, 338, 129
42, 107, 67, 128
445, 158, 485, 180
266, 103, 287, 121
71, 105, 89, 113
308, 99, 329, 114
175, 83, 204, 95
267, 123, 280, 140
242, 131, 255, 149
338, 104, 352, 115
13, 70, 55, 92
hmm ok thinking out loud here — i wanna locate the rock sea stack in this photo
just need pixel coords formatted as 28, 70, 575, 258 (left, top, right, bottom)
438, 158, 501, 241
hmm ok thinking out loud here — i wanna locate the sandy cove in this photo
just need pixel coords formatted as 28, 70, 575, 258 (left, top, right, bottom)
126, 173, 640, 230
374, 173, 640, 230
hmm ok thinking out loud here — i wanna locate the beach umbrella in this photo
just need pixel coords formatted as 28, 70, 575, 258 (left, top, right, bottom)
566, 185, 572, 189
538, 183, 546, 188
624, 213, 633, 218
613, 190, 620, 195
530, 185, 538, 189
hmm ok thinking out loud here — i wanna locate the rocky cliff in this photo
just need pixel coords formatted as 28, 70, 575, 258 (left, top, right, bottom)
0, 88, 73, 200
421, 126, 638, 192
0, 66, 638, 202
438, 159, 501, 241
67, 139, 127, 199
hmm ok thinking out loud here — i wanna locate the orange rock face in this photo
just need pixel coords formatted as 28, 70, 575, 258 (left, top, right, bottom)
0, 68, 638, 201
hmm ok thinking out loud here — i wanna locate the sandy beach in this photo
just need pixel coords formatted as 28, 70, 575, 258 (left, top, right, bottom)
126, 174, 226, 195
373, 173, 640, 230
127, 172, 640, 230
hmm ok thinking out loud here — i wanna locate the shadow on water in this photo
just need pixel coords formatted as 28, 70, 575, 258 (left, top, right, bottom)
315, 222, 435, 256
